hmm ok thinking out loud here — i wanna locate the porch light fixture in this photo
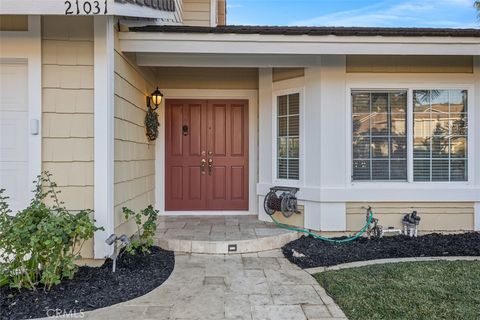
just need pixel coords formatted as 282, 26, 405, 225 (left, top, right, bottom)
147, 86, 163, 110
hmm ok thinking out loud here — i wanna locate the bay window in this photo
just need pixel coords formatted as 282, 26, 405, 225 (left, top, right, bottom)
413, 89, 468, 181
352, 88, 468, 182
352, 91, 407, 181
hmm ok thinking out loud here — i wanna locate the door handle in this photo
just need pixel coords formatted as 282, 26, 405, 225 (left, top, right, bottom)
208, 158, 213, 175
200, 159, 207, 175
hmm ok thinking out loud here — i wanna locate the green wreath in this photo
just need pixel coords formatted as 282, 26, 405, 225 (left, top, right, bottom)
145, 108, 159, 141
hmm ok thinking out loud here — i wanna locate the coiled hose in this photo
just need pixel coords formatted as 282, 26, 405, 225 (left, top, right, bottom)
270, 209, 374, 243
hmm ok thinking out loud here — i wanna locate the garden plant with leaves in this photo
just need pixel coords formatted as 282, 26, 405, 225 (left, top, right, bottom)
0, 172, 103, 291
122, 205, 159, 254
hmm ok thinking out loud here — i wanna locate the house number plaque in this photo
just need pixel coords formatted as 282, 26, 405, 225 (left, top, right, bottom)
65, 0, 108, 15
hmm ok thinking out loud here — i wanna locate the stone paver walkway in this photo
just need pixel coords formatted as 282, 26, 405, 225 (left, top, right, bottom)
82, 250, 347, 320
155, 215, 299, 254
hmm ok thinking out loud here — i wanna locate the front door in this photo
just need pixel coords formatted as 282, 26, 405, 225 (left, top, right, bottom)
165, 99, 249, 211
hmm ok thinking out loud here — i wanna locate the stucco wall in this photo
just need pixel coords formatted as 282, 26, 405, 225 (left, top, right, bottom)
41, 16, 95, 258
114, 30, 156, 236
347, 202, 474, 232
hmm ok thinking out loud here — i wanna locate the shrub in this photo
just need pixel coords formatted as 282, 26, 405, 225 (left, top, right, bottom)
122, 205, 159, 254
0, 172, 103, 291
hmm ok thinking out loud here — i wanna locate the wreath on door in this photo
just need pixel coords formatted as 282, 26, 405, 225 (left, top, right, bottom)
145, 107, 159, 141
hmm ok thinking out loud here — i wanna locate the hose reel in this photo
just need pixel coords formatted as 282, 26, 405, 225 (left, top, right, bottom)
264, 186, 300, 218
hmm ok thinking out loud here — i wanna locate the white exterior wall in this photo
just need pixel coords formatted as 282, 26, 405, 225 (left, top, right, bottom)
258, 55, 480, 232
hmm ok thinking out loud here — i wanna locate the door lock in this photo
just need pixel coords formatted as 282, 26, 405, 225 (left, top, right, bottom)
200, 159, 207, 175
208, 158, 213, 175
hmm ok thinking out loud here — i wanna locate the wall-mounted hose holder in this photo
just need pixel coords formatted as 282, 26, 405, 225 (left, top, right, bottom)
264, 186, 300, 218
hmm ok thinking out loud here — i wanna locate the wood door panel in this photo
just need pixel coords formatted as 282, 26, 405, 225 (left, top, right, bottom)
231, 105, 245, 156
169, 104, 184, 156
206, 100, 249, 210
188, 166, 202, 200
165, 100, 207, 210
166, 99, 248, 211
169, 166, 183, 200
231, 166, 244, 200
188, 104, 202, 156
212, 104, 227, 156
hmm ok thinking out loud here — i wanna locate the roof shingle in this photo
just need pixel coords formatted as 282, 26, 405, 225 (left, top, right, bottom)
130, 25, 480, 37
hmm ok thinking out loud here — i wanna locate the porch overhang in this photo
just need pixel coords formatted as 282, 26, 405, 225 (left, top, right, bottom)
119, 26, 480, 66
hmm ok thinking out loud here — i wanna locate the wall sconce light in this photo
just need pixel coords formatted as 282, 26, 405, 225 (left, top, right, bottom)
146, 86, 163, 111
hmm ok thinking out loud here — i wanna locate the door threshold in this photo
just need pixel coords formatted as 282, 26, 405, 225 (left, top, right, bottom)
162, 210, 255, 216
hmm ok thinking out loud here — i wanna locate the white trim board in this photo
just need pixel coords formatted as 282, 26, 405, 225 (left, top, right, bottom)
119, 32, 480, 56
93, 16, 115, 259
155, 89, 259, 216
0, 16, 42, 206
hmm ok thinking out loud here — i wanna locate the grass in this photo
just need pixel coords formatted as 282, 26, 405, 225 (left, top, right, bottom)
315, 261, 480, 320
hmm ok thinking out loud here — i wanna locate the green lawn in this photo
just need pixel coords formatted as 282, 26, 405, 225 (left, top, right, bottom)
315, 261, 480, 320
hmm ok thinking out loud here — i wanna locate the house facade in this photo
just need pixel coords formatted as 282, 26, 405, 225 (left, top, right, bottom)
0, 1, 479, 261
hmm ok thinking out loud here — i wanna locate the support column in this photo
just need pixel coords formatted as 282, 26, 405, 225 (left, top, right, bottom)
93, 16, 115, 259
257, 68, 272, 221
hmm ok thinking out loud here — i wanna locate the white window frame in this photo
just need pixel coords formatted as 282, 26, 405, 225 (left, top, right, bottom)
272, 87, 305, 187
346, 83, 474, 188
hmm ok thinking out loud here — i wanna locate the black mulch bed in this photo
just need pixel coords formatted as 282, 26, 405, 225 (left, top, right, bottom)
283, 232, 480, 269
0, 246, 174, 320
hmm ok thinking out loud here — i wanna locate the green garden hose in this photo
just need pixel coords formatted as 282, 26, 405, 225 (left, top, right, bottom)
270, 210, 374, 243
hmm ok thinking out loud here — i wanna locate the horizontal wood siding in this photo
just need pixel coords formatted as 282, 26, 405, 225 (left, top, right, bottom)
272, 68, 305, 82
217, 0, 226, 25
346, 55, 473, 73
0, 15, 28, 31
347, 202, 474, 232
182, 0, 211, 26
272, 205, 305, 228
41, 16, 94, 258
114, 30, 156, 237
156, 67, 258, 89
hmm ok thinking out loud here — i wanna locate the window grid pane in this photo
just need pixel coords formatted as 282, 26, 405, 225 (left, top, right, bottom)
413, 89, 468, 182
277, 93, 300, 180
352, 91, 407, 181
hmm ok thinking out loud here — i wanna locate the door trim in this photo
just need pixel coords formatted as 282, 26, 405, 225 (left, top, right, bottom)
164, 99, 249, 211
0, 16, 42, 204
156, 89, 259, 216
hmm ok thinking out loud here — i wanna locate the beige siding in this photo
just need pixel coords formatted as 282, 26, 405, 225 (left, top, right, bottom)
217, 0, 226, 25
156, 67, 258, 89
346, 55, 473, 73
0, 15, 28, 31
272, 205, 305, 228
347, 202, 474, 232
114, 30, 156, 237
272, 68, 305, 82
41, 16, 95, 258
182, 0, 212, 26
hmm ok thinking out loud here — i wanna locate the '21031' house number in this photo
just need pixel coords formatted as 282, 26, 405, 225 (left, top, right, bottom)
65, 0, 108, 15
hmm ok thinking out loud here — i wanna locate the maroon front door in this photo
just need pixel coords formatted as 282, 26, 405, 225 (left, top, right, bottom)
165, 99, 249, 211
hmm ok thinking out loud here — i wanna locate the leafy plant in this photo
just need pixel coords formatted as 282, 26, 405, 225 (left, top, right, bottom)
122, 205, 159, 254
145, 107, 159, 141
0, 172, 103, 291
